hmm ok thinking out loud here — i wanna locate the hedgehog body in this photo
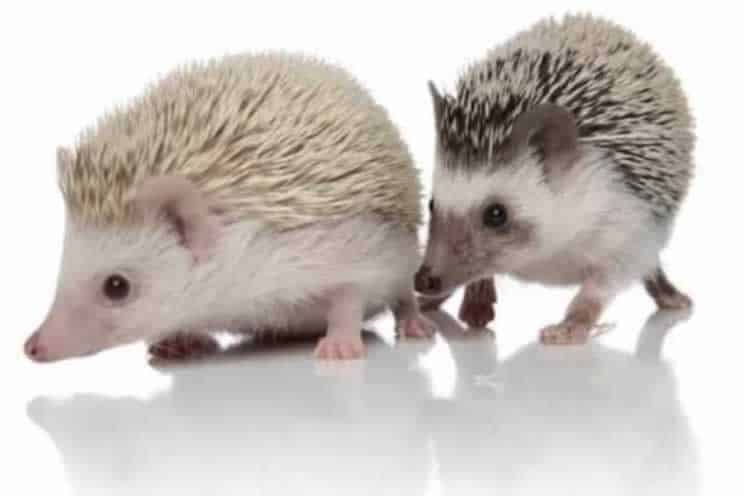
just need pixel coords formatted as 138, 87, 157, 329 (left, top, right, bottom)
417, 15, 694, 343
27, 53, 432, 364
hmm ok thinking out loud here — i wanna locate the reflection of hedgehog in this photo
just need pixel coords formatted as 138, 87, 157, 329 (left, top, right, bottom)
425, 309, 698, 496
25, 53, 434, 364
27, 339, 432, 496
416, 15, 694, 343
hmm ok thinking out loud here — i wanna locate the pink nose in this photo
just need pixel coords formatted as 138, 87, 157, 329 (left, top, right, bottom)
25, 332, 49, 362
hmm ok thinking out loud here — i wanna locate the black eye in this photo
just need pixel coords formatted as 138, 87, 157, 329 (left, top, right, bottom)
483, 203, 508, 229
428, 199, 435, 213
103, 274, 130, 301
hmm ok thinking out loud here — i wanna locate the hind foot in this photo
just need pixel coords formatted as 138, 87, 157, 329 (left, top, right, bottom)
149, 332, 219, 361
654, 290, 692, 310
458, 278, 497, 328
644, 267, 693, 310
314, 334, 365, 360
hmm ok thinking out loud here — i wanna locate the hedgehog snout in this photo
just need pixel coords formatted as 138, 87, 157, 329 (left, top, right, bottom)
414, 265, 443, 295
24, 331, 50, 363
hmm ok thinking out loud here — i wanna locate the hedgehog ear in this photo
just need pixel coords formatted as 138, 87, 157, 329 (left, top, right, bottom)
507, 103, 580, 178
132, 176, 221, 264
428, 81, 445, 126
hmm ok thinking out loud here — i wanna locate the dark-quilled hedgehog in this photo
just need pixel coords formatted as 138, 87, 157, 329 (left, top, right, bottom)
416, 14, 694, 344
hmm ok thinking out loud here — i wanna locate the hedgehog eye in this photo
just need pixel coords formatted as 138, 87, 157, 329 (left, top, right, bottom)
103, 274, 131, 302
483, 203, 508, 229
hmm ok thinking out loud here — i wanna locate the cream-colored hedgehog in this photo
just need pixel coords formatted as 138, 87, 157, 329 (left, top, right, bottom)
25, 53, 434, 363
416, 15, 694, 344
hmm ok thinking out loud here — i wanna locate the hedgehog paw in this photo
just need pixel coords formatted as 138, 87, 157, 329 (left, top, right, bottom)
397, 314, 437, 339
314, 334, 365, 360
149, 332, 219, 361
656, 291, 693, 310
458, 279, 496, 329
539, 322, 592, 346
458, 300, 495, 329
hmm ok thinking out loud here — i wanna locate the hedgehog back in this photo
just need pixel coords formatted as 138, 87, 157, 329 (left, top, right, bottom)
440, 14, 694, 218
62, 53, 421, 231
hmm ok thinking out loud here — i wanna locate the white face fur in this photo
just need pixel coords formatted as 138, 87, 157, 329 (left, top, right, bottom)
419, 145, 664, 296
420, 149, 552, 294
31, 219, 196, 361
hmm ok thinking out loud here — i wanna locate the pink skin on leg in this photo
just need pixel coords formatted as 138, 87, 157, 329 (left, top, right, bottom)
395, 291, 436, 339
315, 285, 365, 360
149, 332, 219, 361
540, 277, 610, 346
458, 278, 497, 329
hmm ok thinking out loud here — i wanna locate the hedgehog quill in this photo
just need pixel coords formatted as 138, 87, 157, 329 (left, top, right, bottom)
25, 53, 435, 363
416, 15, 694, 344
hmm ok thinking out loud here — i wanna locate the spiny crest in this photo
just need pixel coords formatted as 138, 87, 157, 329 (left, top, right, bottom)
435, 14, 694, 217
60, 53, 422, 231
436, 61, 534, 161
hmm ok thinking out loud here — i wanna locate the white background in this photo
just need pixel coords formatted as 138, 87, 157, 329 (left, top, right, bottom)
1, 1, 742, 495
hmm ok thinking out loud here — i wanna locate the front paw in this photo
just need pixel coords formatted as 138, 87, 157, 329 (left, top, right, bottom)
458, 300, 495, 329
314, 334, 365, 360
458, 279, 496, 329
539, 321, 592, 346
397, 314, 437, 339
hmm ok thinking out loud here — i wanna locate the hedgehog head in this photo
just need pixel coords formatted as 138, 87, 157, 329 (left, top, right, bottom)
25, 151, 224, 362
416, 83, 602, 295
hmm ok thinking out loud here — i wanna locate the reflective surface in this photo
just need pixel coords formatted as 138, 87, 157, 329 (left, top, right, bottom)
23, 309, 697, 495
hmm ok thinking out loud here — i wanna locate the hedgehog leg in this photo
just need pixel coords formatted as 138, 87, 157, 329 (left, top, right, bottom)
394, 290, 437, 339
315, 285, 365, 360
148, 332, 219, 361
458, 278, 497, 329
540, 276, 610, 346
643, 266, 693, 310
